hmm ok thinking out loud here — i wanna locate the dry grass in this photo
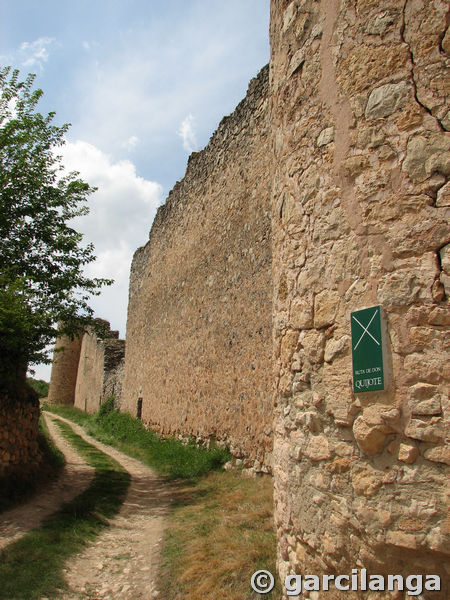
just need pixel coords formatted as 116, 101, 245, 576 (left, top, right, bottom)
159, 470, 281, 600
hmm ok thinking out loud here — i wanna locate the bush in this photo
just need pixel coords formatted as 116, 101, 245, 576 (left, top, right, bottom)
95, 395, 115, 420
27, 378, 49, 398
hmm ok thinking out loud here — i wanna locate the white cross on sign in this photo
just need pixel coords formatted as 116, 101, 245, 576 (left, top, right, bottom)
352, 308, 380, 350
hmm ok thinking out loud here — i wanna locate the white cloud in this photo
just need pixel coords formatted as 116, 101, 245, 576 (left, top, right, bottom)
178, 114, 198, 153
70, 20, 244, 157
58, 139, 163, 336
20, 37, 55, 70
82, 40, 100, 52
123, 135, 139, 151
5, 97, 18, 121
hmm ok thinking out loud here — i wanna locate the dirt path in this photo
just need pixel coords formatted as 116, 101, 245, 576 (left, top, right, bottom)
0, 414, 95, 550
1, 412, 172, 600
44, 413, 172, 600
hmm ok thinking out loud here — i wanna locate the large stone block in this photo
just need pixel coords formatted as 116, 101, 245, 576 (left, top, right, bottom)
403, 134, 450, 183
271, 0, 450, 590
365, 81, 411, 120
313, 289, 340, 328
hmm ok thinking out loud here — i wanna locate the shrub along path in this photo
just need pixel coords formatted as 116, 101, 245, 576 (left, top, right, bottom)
45, 413, 172, 600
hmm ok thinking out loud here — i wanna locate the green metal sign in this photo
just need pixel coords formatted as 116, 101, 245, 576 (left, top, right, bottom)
351, 305, 386, 393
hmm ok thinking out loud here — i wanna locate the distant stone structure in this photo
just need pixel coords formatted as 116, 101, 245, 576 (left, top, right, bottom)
121, 65, 273, 470
74, 320, 125, 414
47, 333, 83, 405
48, 321, 125, 411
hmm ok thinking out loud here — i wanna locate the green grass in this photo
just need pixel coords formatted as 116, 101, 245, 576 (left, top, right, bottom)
38, 415, 66, 469
43, 399, 231, 479
159, 471, 281, 600
40, 402, 279, 599
0, 419, 130, 600
0, 416, 65, 514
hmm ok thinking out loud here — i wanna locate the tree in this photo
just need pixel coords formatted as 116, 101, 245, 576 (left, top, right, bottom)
0, 67, 112, 390
27, 377, 49, 398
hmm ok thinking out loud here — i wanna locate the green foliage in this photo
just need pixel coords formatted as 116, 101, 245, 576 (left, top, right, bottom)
44, 403, 231, 479
41, 401, 91, 426
0, 66, 112, 388
27, 377, 49, 398
95, 395, 115, 419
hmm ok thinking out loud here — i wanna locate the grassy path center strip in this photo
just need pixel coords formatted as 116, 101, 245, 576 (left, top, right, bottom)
43, 400, 231, 479
0, 416, 130, 600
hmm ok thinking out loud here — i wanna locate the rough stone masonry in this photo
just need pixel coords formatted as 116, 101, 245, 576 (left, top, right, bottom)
47, 332, 83, 406
74, 320, 125, 414
0, 390, 40, 480
121, 65, 273, 469
48, 321, 125, 412
270, 0, 449, 596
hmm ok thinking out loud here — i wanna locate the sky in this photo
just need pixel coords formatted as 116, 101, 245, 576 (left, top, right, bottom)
0, 0, 270, 381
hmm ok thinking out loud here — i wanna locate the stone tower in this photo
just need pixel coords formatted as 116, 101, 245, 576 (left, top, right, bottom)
47, 333, 83, 405
270, 0, 449, 594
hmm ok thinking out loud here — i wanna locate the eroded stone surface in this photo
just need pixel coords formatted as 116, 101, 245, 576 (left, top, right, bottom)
0, 389, 40, 479
74, 320, 125, 413
271, 0, 449, 595
398, 443, 419, 464
43, 1, 450, 595
365, 81, 411, 120
47, 334, 83, 406
120, 66, 272, 470
403, 135, 450, 183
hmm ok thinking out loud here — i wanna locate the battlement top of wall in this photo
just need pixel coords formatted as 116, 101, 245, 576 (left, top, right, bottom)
145, 63, 269, 245
86, 318, 123, 341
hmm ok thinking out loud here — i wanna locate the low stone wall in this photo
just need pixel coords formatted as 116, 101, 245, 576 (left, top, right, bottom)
0, 390, 40, 478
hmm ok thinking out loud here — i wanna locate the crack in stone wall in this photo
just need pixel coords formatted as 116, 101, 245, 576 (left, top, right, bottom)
45, 1, 449, 590
401, 0, 450, 131
271, 0, 449, 596
401, 0, 446, 132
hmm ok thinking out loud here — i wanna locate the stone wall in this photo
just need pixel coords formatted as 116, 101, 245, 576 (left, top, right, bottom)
0, 387, 40, 478
104, 356, 124, 410
121, 65, 273, 468
74, 320, 125, 414
47, 333, 83, 405
270, 0, 449, 596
